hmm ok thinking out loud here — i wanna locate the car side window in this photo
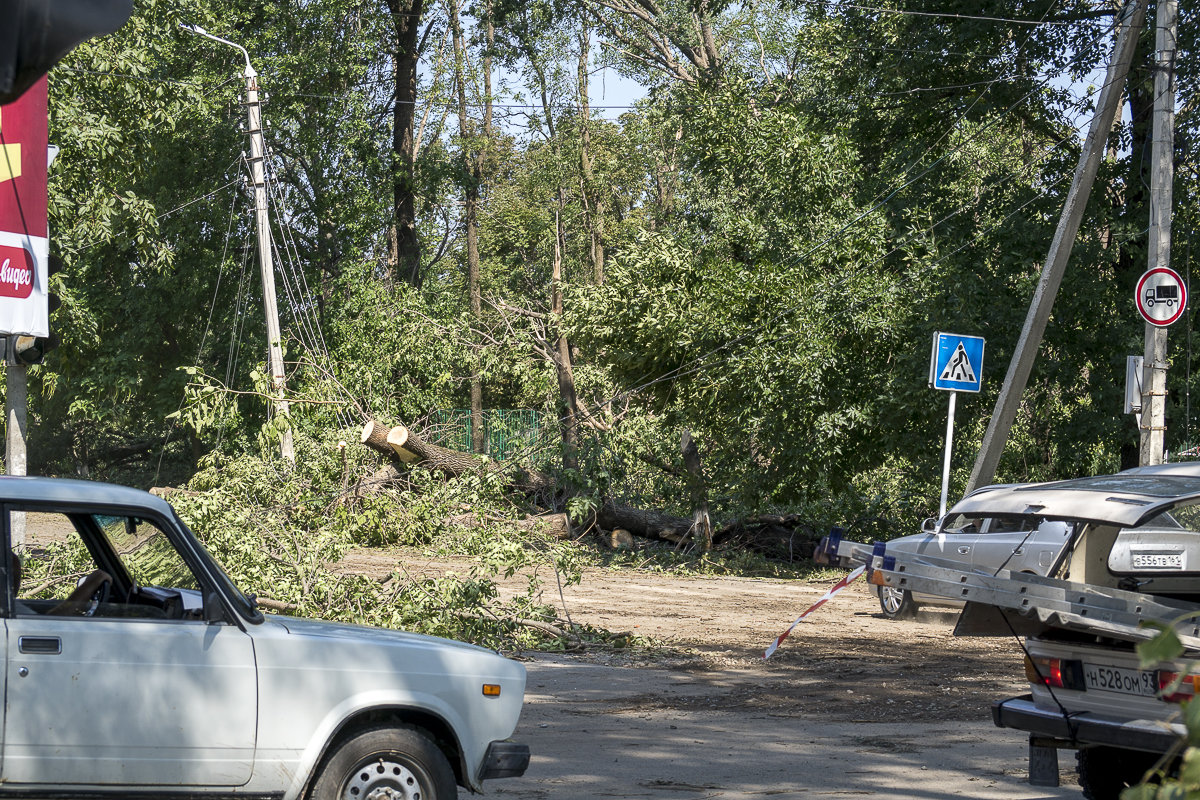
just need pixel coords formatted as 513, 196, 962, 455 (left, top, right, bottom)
11, 511, 98, 614
11, 510, 203, 620
942, 514, 983, 533
987, 517, 1036, 534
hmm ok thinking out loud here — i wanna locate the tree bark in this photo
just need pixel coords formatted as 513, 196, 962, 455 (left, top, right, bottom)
449, 0, 486, 455
681, 429, 712, 552
578, 25, 605, 285
387, 0, 425, 287
596, 499, 692, 543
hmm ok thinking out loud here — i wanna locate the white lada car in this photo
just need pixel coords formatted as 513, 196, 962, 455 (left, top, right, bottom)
0, 476, 528, 800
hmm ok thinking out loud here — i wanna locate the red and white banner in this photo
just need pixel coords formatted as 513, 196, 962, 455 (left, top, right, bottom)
763, 565, 866, 659
0, 77, 49, 337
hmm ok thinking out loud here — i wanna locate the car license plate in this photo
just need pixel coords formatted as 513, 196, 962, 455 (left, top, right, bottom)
1132, 552, 1184, 570
1084, 663, 1158, 697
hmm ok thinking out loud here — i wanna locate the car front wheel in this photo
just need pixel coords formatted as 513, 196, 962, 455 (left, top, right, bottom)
878, 586, 917, 619
310, 725, 457, 800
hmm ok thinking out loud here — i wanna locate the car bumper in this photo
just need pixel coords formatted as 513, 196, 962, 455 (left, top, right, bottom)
992, 694, 1184, 754
480, 739, 530, 779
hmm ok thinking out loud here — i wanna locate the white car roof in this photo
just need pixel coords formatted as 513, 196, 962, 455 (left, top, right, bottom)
0, 475, 174, 515
947, 463, 1200, 528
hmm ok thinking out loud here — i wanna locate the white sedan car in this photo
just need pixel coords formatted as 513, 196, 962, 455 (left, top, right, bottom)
0, 476, 528, 799
873, 512, 1073, 618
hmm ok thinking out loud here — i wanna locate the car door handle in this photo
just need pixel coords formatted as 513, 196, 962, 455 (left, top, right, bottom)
958, 546, 971, 555
1013, 547, 1025, 555
18, 637, 61, 655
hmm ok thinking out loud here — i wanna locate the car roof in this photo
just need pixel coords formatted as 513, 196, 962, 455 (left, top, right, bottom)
0, 476, 173, 515
947, 462, 1200, 528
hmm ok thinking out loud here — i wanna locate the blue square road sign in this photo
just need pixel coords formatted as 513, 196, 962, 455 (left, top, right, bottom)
929, 332, 985, 393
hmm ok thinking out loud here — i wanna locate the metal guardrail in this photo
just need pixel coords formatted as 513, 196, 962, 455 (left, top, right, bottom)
815, 530, 1200, 651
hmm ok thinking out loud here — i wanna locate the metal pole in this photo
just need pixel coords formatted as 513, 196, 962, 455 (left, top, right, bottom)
966, 0, 1146, 493
6, 362, 26, 546
940, 391, 957, 518
183, 25, 293, 463
1139, 0, 1176, 466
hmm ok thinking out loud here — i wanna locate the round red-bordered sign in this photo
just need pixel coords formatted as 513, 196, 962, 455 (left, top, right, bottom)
1136, 266, 1188, 327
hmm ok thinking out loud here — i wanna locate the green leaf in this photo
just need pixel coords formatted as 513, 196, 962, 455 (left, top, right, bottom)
1138, 622, 1185, 669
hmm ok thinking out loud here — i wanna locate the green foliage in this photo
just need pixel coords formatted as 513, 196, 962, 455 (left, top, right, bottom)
166, 431, 583, 649
1128, 622, 1200, 798
25, 0, 1197, 599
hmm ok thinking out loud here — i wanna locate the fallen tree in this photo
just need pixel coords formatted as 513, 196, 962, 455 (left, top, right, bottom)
357, 418, 841, 560
358, 418, 695, 543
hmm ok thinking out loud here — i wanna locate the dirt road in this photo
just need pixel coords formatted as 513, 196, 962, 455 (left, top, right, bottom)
343, 551, 1084, 797
503, 569, 1078, 799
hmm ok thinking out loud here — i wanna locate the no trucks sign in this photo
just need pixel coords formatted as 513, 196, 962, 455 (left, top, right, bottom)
1136, 267, 1188, 327
0, 78, 49, 338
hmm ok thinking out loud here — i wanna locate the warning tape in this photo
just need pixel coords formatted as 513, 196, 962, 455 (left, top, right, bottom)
763, 565, 866, 660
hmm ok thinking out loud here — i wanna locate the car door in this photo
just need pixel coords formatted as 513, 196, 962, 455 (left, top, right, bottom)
1, 508, 258, 787
969, 517, 1071, 576
919, 513, 985, 566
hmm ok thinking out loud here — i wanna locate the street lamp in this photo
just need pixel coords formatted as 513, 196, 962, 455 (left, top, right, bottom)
182, 24, 294, 463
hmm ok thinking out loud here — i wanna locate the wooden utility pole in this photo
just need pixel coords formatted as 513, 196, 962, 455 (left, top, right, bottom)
184, 26, 293, 463
966, 0, 1146, 493
1139, 0, 1177, 466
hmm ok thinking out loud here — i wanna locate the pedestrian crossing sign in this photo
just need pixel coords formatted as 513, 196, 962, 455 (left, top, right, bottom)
929, 332, 985, 393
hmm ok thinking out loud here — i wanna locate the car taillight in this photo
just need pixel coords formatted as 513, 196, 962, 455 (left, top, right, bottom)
1025, 655, 1086, 690
1157, 670, 1200, 703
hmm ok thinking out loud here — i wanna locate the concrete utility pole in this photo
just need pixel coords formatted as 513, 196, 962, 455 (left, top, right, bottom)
966, 0, 1146, 494
1139, 0, 1177, 466
184, 26, 294, 463
6, 361, 25, 545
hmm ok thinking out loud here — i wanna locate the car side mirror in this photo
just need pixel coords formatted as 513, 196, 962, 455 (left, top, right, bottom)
203, 591, 227, 624
921, 517, 938, 533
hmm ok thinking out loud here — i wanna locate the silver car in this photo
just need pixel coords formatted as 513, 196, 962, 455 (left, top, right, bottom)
873, 511, 1073, 618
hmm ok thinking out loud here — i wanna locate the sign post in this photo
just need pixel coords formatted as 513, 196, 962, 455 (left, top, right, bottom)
1135, 266, 1187, 465
929, 332, 985, 517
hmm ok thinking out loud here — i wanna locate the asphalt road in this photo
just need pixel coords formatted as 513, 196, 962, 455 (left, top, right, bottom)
494, 655, 1083, 800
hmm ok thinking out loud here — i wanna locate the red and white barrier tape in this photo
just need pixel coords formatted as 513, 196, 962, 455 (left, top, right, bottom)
763, 565, 866, 660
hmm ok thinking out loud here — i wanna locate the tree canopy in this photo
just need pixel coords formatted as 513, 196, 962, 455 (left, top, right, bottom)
15, 0, 1198, 530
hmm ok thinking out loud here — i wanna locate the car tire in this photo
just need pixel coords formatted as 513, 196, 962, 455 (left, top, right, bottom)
1076, 746, 1160, 800
877, 586, 917, 619
310, 725, 457, 800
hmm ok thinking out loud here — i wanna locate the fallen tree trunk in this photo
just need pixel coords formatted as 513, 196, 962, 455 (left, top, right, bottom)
596, 499, 692, 544
362, 419, 482, 474
360, 418, 693, 544
361, 419, 555, 493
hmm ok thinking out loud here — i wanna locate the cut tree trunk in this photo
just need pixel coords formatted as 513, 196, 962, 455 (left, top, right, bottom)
362, 419, 484, 475
596, 500, 692, 544
360, 419, 555, 494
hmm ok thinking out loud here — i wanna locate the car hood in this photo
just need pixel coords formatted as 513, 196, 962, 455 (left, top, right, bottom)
947, 463, 1200, 528
267, 615, 498, 656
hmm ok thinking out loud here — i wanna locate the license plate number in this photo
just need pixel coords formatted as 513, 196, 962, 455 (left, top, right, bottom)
1084, 663, 1158, 697
1132, 552, 1183, 569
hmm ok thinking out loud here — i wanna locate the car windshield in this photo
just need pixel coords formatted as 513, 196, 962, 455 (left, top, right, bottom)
170, 511, 262, 622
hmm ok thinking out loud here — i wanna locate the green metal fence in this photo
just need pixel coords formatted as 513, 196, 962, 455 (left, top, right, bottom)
427, 409, 548, 462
